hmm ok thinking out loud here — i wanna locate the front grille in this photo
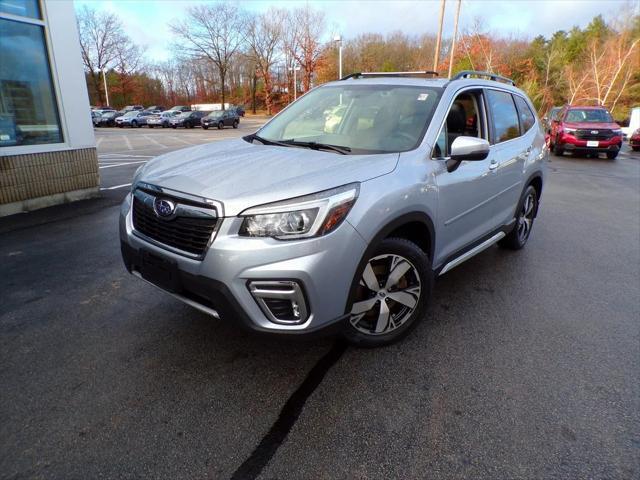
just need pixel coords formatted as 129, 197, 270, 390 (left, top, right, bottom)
575, 129, 614, 140
132, 189, 218, 257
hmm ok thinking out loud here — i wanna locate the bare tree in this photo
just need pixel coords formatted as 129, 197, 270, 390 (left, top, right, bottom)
170, 3, 246, 109
76, 5, 125, 104
246, 9, 284, 114
291, 5, 326, 91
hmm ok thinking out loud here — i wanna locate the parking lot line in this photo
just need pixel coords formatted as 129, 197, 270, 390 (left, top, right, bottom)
170, 136, 195, 145
122, 135, 133, 150
143, 135, 168, 149
100, 183, 131, 191
99, 161, 147, 169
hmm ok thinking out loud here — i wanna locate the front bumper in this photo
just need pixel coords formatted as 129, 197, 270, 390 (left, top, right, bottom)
119, 193, 365, 334
558, 133, 622, 152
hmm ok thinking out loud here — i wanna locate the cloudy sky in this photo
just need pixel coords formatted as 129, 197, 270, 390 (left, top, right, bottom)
74, 0, 635, 61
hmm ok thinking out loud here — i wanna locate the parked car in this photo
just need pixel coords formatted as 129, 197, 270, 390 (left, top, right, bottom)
549, 105, 623, 159
123, 105, 144, 112
94, 110, 119, 127
115, 111, 147, 127
169, 111, 208, 128
229, 105, 245, 117
145, 105, 165, 113
120, 70, 546, 347
630, 128, 640, 151
543, 106, 562, 136
621, 107, 640, 139
146, 111, 178, 128
201, 110, 240, 129
168, 105, 191, 113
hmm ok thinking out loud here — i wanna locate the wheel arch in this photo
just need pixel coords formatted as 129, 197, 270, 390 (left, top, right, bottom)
525, 172, 543, 217
344, 212, 435, 315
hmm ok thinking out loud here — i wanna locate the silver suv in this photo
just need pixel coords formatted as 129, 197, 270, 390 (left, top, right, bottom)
120, 71, 546, 347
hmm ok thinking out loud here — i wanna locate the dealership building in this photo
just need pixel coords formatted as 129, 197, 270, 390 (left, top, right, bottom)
0, 0, 98, 217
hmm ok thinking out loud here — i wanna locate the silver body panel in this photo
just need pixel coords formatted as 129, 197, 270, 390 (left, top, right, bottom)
120, 76, 546, 333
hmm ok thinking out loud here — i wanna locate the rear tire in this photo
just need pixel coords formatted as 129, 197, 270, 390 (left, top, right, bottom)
233, 120, 239, 129
607, 151, 618, 159
131, 120, 138, 128
499, 185, 538, 250
342, 238, 432, 348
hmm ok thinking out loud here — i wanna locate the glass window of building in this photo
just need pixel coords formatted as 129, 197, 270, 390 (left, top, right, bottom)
0, 3, 63, 147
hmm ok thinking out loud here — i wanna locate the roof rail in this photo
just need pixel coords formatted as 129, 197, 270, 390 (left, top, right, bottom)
341, 71, 439, 80
450, 70, 515, 86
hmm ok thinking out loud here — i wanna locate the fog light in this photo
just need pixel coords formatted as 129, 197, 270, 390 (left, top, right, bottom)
248, 280, 309, 325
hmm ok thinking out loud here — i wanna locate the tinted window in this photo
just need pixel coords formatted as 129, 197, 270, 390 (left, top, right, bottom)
565, 109, 613, 123
486, 90, 520, 143
514, 95, 536, 133
0, 0, 40, 18
0, 18, 63, 147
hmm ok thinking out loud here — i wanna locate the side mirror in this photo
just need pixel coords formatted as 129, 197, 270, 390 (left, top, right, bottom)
450, 136, 490, 161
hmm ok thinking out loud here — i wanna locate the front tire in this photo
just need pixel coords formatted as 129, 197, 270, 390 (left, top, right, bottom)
499, 185, 538, 250
233, 120, 239, 129
131, 120, 138, 128
553, 141, 564, 156
218, 121, 224, 130
606, 151, 618, 159
342, 238, 432, 348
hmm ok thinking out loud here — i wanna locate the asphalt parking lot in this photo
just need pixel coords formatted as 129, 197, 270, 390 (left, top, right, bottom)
1, 128, 639, 478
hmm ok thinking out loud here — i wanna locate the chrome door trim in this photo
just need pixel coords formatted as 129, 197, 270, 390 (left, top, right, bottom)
439, 231, 506, 275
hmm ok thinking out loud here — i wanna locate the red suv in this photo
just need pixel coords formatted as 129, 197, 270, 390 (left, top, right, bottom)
549, 106, 623, 159
630, 128, 640, 151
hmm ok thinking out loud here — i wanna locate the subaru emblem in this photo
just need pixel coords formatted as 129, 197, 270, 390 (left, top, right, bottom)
153, 198, 176, 218
591, 130, 599, 134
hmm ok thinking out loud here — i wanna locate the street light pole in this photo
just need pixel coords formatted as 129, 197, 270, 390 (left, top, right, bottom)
101, 68, 110, 107
289, 66, 300, 101
334, 35, 342, 79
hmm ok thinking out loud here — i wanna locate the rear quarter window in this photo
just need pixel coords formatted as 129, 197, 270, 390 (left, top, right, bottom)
486, 89, 520, 143
514, 95, 536, 133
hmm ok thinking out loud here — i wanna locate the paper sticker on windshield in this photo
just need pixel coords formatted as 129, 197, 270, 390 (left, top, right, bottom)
417, 93, 429, 101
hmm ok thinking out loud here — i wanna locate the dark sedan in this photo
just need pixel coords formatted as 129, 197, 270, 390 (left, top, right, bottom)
94, 111, 122, 127
169, 111, 209, 128
201, 110, 240, 130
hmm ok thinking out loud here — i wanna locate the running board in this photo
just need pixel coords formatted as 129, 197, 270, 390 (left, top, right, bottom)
439, 232, 506, 275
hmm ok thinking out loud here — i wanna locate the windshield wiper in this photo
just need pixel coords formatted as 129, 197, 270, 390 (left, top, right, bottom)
280, 139, 351, 155
248, 133, 293, 148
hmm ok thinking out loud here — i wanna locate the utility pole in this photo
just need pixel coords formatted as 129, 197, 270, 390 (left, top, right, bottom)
433, 0, 446, 72
448, 0, 462, 78
101, 68, 110, 107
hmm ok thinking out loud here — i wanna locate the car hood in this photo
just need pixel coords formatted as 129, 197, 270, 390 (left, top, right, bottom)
136, 138, 399, 216
564, 122, 620, 130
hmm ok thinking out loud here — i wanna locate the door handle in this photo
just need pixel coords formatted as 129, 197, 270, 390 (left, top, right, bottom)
489, 159, 499, 170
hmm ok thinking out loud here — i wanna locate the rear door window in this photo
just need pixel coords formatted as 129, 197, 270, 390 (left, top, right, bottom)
486, 89, 520, 143
513, 95, 536, 133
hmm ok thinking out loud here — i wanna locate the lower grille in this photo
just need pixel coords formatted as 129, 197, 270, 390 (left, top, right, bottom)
575, 129, 613, 140
132, 189, 218, 257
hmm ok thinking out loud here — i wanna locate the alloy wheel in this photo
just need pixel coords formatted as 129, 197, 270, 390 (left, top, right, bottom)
517, 192, 535, 243
350, 254, 422, 336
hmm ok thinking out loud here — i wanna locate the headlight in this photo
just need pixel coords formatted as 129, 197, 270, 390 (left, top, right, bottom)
564, 127, 577, 133
239, 183, 359, 239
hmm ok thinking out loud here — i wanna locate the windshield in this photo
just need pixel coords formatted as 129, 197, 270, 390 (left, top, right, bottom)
255, 84, 442, 154
207, 112, 223, 118
124, 111, 138, 117
565, 109, 613, 123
